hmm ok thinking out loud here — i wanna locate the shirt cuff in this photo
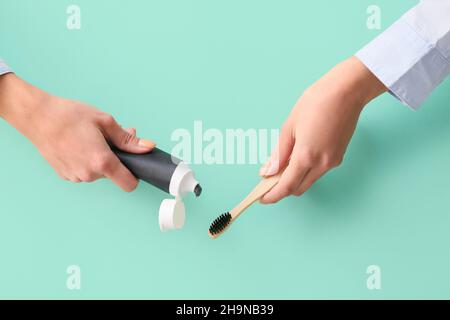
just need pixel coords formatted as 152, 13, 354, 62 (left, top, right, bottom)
0, 59, 12, 76
356, 18, 450, 110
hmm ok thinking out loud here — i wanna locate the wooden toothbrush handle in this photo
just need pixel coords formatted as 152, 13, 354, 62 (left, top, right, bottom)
230, 173, 281, 219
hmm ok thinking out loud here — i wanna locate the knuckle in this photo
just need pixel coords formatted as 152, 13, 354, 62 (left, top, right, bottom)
80, 171, 96, 182
98, 113, 115, 127
321, 158, 334, 171
285, 184, 297, 194
92, 153, 113, 173
293, 190, 303, 197
320, 153, 342, 171
298, 148, 315, 167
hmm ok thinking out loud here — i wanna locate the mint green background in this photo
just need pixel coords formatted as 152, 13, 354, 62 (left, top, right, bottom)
1, 0, 449, 299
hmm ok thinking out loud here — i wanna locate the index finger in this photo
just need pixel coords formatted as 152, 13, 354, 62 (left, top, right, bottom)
103, 154, 139, 192
260, 147, 311, 204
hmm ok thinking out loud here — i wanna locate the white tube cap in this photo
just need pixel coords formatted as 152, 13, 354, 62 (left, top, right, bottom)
159, 198, 185, 232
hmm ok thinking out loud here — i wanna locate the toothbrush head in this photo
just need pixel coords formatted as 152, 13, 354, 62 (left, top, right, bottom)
208, 212, 232, 239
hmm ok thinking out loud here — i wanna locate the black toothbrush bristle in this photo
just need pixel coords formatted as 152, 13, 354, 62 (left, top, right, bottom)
209, 212, 232, 235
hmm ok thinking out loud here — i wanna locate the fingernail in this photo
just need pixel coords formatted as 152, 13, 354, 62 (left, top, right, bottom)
138, 139, 156, 149
265, 161, 279, 176
259, 162, 269, 176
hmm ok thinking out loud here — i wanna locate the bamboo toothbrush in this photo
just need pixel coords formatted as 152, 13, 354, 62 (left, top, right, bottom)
208, 173, 282, 239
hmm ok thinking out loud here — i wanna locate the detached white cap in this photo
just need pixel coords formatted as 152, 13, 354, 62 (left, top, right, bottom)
159, 198, 185, 232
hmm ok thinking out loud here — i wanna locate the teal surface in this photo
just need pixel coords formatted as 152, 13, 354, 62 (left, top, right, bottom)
1, 0, 450, 299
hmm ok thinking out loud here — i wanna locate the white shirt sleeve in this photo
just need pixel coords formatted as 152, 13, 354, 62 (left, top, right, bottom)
0, 58, 12, 76
356, 0, 450, 110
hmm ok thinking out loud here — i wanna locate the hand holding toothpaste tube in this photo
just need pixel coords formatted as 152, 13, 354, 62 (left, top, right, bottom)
0, 73, 156, 192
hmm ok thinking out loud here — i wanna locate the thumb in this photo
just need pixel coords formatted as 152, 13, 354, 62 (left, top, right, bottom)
260, 123, 294, 177
100, 115, 156, 154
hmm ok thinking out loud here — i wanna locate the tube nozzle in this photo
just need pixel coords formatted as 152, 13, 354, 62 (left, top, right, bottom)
194, 184, 202, 197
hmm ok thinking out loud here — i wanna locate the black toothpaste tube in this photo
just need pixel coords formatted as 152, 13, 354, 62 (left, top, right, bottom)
112, 147, 202, 231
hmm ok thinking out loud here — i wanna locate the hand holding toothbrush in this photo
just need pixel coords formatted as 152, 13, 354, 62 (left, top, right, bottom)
260, 57, 386, 204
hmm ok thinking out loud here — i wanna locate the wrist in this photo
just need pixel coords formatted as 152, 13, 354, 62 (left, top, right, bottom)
342, 56, 387, 107
0, 74, 54, 137
304, 57, 387, 114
